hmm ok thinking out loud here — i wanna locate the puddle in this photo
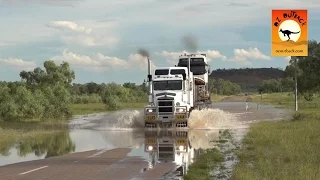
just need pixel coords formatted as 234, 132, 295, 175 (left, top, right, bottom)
0, 148, 46, 166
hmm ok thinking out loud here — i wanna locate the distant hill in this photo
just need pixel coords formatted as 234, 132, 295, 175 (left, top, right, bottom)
209, 68, 285, 92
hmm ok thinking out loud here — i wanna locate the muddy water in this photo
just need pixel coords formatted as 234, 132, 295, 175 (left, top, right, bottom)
0, 101, 292, 171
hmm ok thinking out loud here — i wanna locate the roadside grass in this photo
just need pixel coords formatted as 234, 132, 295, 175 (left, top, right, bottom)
184, 148, 224, 180
211, 94, 229, 102
249, 92, 320, 109
232, 92, 320, 180
68, 102, 146, 115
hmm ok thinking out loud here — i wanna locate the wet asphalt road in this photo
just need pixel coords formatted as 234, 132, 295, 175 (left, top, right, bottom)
0, 99, 293, 180
0, 148, 175, 180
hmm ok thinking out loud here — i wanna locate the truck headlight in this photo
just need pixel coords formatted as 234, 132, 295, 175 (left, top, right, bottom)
176, 108, 186, 112
179, 145, 184, 151
147, 108, 155, 112
148, 146, 153, 151
176, 102, 180, 106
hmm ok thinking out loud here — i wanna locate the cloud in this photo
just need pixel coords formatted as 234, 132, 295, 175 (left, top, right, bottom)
60, 35, 118, 47
203, 50, 227, 61
47, 21, 92, 34
155, 50, 227, 65
0, 42, 15, 47
156, 47, 270, 65
227, 2, 254, 7
128, 54, 157, 70
46, 21, 119, 47
98, 0, 320, 30
50, 49, 156, 72
0, 0, 82, 7
154, 50, 187, 65
0, 58, 37, 71
284, 56, 291, 62
229, 47, 271, 64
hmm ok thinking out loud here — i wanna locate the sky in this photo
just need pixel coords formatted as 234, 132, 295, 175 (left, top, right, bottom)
0, 0, 320, 84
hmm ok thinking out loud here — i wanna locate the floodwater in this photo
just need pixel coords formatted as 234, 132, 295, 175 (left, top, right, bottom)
0, 101, 292, 173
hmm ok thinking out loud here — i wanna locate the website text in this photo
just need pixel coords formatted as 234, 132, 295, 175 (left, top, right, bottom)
275, 48, 304, 53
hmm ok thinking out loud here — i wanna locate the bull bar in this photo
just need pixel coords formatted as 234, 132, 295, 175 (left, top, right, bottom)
144, 105, 189, 128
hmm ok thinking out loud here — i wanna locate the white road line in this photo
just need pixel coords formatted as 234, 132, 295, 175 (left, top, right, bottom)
19, 166, 48, 175
87, 148, 108, 158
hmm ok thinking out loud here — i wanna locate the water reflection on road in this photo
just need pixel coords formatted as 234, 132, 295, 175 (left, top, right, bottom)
140, 130, 220, 178
0, 131, 75, 166
0, 128, 219, 172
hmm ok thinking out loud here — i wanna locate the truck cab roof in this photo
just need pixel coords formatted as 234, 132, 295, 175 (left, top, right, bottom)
154, 67, 189, 76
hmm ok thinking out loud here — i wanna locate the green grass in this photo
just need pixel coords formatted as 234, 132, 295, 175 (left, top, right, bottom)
184, 148, 224, 180
211, 94, 228, 102
68, 102, 147, 115
249, 92, 320, 109
232, 92, 320, 180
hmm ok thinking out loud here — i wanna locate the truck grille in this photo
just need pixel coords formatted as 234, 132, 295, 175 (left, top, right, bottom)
158, 101, 173, 113
159, 107, 172, 112
158, 101, 172, 106
157, 96, 174, 113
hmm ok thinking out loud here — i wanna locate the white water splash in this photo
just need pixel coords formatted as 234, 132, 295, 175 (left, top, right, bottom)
188, 130, 220, 150
93, 109, 145, 131
188, 108, 238, 129
107, 109, 145, 130
70, 108, 243, 131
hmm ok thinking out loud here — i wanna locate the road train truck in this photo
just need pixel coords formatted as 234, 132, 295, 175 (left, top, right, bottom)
144, 53, 211, 128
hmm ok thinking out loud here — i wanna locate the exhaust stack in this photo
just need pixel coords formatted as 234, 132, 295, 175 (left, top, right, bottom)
187, 55, 191, 104
147, 57, 153, 105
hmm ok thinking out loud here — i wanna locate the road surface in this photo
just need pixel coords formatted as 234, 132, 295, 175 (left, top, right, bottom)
0, 148, 176, 180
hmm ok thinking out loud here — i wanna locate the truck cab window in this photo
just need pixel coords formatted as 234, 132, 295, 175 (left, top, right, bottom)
155, 69, 169, 75
153, 80, 182, 90
177, 58, 207, 75
190, 66, 206, 75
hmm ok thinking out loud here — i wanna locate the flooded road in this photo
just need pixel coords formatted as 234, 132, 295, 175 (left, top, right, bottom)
0, 101, 292, 179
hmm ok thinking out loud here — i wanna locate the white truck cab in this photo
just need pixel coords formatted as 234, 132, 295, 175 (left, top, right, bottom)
144, 67, 193, 128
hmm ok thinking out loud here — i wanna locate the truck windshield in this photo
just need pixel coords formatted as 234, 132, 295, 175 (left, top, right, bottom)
153, 80, 182, 90
191, 66, 206, 75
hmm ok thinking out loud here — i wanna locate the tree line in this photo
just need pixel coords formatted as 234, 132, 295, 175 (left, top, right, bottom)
0, 58, 247, 121
0, 61, 147, 121
208, 78, 242, 95
258, 40, 320, 101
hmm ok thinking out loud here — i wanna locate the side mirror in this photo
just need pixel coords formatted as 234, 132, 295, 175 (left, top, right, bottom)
182, 73, 186, 80
148, 75, 152, 81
